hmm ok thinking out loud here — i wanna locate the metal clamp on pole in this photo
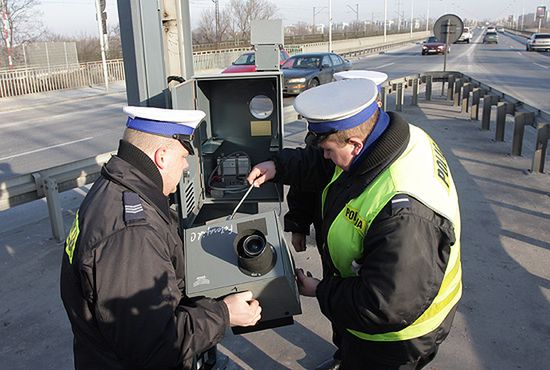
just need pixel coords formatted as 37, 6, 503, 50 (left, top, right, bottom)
531, 123, 550, 173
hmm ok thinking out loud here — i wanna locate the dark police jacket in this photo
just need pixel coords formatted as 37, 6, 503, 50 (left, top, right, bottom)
60, 140, 229, 370
275, 113, 457, 367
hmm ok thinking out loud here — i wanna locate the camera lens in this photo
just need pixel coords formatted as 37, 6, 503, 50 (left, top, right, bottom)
242, 235, 265, 257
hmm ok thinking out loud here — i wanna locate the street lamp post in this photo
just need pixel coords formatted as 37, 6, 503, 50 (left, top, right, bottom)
426, 0, 430, 32
384, 0, 387, 42
410, 0, 414, 38
328, 0, 332, 52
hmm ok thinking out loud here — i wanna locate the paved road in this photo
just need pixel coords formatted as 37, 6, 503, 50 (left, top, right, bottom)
2, 30, 549, 183
1, 93, 549, 370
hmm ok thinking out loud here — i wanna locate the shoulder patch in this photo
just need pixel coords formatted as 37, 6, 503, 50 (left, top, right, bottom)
123, 191, 145, 224
391, 194, 411, 212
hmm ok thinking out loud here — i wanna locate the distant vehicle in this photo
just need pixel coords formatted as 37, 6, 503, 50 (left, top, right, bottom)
222, 49, 291, 73
456, 27, 472, 43
421, 36, 450, 55
483, 31, 498, 44
486, 26, 496, 33
496, 27, 505, 33
526, 33, 550, 51
282, 52, 352, 95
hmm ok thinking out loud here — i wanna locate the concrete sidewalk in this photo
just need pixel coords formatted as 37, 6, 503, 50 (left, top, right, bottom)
1, 95, 549, 370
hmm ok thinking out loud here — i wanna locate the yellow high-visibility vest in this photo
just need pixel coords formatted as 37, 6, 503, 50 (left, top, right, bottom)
322, 125, 462, 341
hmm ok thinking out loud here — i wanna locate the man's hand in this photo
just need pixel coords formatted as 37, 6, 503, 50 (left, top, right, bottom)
223, 291, 262, 327
247, 161, 276, 187
295, 268, 320, 297
291, 232, 307, 252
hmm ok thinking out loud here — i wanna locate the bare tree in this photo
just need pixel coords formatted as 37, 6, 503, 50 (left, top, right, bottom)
228, 0, 277, 41
1, 0, 44, 46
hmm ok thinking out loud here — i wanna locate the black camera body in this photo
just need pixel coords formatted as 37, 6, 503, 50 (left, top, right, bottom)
183, 211, 302, 334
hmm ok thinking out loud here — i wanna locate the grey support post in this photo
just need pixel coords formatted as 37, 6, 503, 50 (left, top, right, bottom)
495, 102, 507, 141
447, 75, 455, 101
453, 79, 463, 107
461, 83, 472, 113
44, 178, 65, 242
396, 83, 404, 111
411, 78, 419, 106
531, 123, 550, 173
481, 95, 492, 130
512, 112, 536, 156
381, 86, 388, 111
425, 75, 432, 101
470, 88, 481, 120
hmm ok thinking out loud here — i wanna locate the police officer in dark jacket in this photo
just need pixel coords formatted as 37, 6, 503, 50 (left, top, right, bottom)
248, 79, 462, 370
60, 106, 262, 370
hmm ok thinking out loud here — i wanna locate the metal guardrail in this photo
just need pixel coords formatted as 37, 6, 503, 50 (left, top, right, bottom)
0, 152, 115, 241
1, 72, 548, 242
0, 60, 125, 98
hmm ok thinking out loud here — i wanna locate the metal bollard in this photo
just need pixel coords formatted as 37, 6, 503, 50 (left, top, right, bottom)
411, 78, 419, 106
453, 79, 463, 107
396, 83, 404, 111
531, 123, 550, 173
381, 86, 387, 112
461, 83, 472, 113
512, 112, 536, 156
495, 102, 507, 141
44, 177, 66, 242
425, 75, 432, 101
447, 75, 455, 101
470, 88, 481, 121
481, 95, 492, 130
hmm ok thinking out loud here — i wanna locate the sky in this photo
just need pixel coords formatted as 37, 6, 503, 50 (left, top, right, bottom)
36, 0, 550, 37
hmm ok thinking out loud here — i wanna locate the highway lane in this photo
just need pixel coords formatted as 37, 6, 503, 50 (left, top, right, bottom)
1, 30, 550, 182
352, 28, 550, 112
0, 89, 127, 182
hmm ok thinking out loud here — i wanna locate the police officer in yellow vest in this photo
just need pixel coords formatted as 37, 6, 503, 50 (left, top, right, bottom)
247, 78, 462, 370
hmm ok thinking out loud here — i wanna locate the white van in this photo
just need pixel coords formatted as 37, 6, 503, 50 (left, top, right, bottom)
457, 27, 472, 43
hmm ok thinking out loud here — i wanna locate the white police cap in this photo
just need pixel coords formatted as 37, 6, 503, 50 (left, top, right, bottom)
333, 70, 388, 87
294, 79, 378, 136
123, 106, 205, 154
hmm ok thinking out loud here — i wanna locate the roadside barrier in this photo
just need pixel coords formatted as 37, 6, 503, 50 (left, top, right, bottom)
1, 72, 548, 242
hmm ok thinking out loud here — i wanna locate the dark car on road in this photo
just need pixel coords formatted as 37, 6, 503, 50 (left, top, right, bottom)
282, 52, 352, 95
483, 31, 498, 44
421, 36, 450, 55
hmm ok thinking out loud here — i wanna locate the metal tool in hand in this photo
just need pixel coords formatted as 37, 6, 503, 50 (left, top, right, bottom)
229, 182, 255, 220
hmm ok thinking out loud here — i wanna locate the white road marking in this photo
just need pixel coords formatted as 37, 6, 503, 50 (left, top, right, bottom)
534, 63, 549, 69
517, 52, 522, 56
374, 62, 395, 69
0, 137, 94, 161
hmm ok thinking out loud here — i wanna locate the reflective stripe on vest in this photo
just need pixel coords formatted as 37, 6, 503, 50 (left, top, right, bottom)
321, 124, 462, 341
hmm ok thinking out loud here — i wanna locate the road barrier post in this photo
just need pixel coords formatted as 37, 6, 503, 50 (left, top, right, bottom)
412, 78, 419, 106
481, 95, 492, 130
454, 79, 463, 107
396, 83, 404, 111
447, 75, 455, 101
512, 112, 535, 156
425, 75, 432, 101
461, 83, 472, 113
44, 178, 65, 242
470, 88, 481, 120
495, 102, 507, 141
381, 86, 388, 111
531, 123, 550, 173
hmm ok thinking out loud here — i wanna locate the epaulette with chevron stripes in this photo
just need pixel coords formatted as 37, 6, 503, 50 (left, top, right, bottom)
123, 191, 146, 224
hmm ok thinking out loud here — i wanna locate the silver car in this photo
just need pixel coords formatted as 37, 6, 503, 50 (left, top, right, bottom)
526, 33, 550, 51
